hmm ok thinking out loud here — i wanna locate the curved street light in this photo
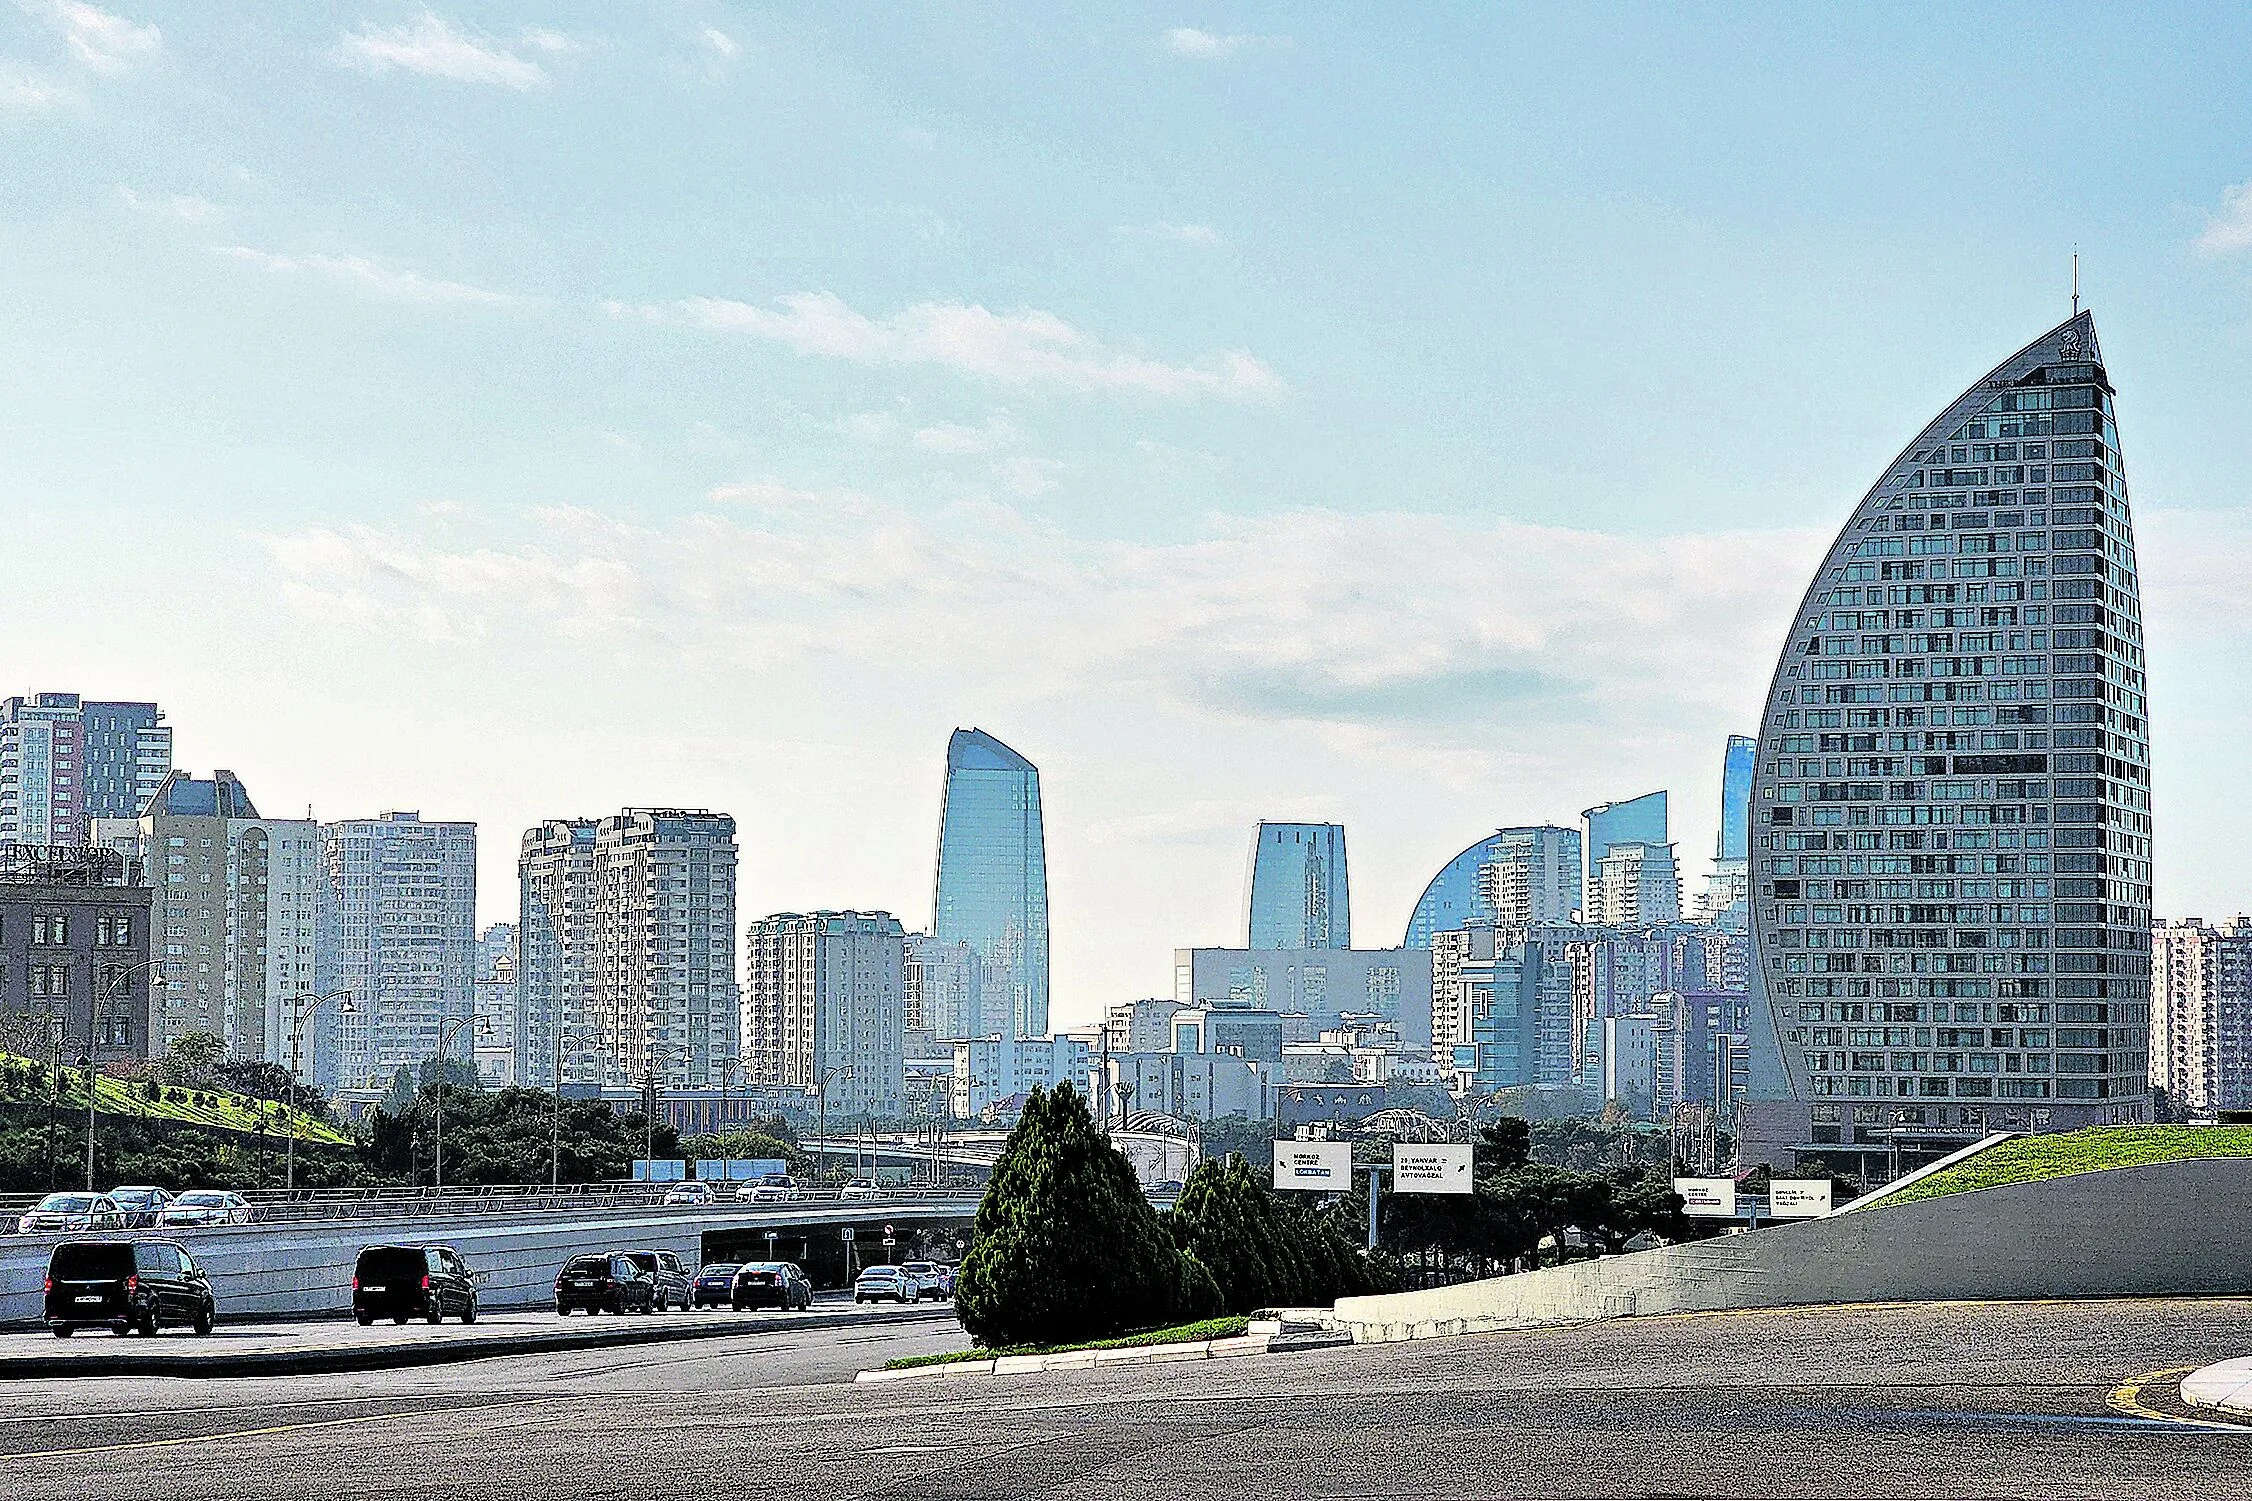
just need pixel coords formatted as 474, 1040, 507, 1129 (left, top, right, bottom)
282, 988, 357, 1192
431, 1012, 488, 1195
809, 1065, 854, 1184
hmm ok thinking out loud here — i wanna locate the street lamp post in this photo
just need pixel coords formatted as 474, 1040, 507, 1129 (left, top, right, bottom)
431, 1013, 487, 1196
86, 959, 163, 1191
810, 1066, 853, 1185
283, 989, 356, 1193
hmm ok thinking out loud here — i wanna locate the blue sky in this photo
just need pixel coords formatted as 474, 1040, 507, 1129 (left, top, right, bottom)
4, 3, 2249, 1025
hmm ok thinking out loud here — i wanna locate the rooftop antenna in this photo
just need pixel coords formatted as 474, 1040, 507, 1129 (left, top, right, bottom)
2071, 251, 2080, 318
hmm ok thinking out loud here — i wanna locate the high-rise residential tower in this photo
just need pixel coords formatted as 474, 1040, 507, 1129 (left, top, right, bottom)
1742, 311, 2153, 1168
1244, 822, 1350, 949
315, 811, 478, 1092
514, 810, 739, 1092
120, 769, 320, 1065
2151, 916, 2252, 1117
1583, 792, 1667, 913
1697, 737, 1758, 929
0, 693, 172, 846
516, 818, 598, 1089
742, 910, 906, 1117
1402, 825, 1581, 947
591, 809, 740, 1092
932, 729, 1050, 1038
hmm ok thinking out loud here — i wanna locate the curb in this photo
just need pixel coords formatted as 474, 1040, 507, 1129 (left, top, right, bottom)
854, 1328, 1350, 1384
0, 1303, 953, 1381
2181, 1356, 2252, 1418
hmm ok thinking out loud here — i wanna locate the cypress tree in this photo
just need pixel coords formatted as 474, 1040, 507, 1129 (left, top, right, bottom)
955, 1083, 1189, 1348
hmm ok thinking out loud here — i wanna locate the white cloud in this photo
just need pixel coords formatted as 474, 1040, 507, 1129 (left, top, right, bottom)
219, 245, 524, 306
616, 291, 1281, 401
911, 415, 1020, 455
1163, 27, 1249, 58
338, 13, 551, 89
700, 26, 740, 60
0, 62, 75, 110
34, 1, 159, 74
117, 185, 220, 222
261, 495, 1824, 753
998, 456, 1063, 496
2194, 182, 2252, 257
1117, 221, 1225, 248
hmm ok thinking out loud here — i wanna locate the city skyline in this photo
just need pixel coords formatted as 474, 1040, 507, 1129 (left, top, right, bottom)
5, 7, 2251, 1028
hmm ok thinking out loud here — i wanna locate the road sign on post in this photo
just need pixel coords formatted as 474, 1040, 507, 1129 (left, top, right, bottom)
1673, 1177, 1738, 1218
1768, 1179, 1834, 1218
840, 1227, 855, 1241
1392, 1143, 1473, 1194
1272, 1140, 1352, 1191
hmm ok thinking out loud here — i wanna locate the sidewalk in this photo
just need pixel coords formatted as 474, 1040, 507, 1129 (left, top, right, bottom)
854, 1314, 1349, 1384
2180, 1356, 2252, 1417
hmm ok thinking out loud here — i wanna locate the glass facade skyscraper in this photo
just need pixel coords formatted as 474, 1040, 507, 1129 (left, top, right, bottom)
1402, 825, 1582, 947
933, 728, 1050, 1039
1743, 311, 2153, 1169
1244, 821, 1350, 949
1583, 791, 1667, 911
1718, 735, 1757, 863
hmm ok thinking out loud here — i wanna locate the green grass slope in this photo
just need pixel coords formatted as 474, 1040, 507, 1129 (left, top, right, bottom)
0, 1054, 351, 1145
1876, 1125, 2252, 1207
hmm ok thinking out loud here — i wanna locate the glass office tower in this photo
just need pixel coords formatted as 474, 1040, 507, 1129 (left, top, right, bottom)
1583, 791, 1667, 913
1742, 311, 2153, 1170
933, 728, 1051, 1039
1402, 825, 1582, 946
1718, 735, 1757, 863
1244, 822, 1351, 949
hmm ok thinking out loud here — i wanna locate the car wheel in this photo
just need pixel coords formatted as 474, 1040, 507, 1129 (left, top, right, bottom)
425, 1303, 443, 1325
462, 1298, 477, 1326
193, 1303, 213, 1337
111, 1321, 131, 1337
393, 1314, 409, 1325
357, 1312, 374, 1326
50, 1325, 72, 1339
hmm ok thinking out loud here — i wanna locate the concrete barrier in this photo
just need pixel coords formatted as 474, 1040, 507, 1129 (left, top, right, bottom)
1332, 1157, 2252, 1343
0, 1198, 977, 1326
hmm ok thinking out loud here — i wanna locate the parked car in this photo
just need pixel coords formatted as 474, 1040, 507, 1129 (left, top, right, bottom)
554, 1253, 656, 1315
854, 1265, 913, 1305
107, 1186, 174, 1229
619, 1250, 693, 1311
839, 1181, 879, 1201
17, 1193, 125, 1236
662, 1181, 715, 1207
730, 1262, 813, 1311
158, 1190, 256, 1228
690, 1262, 741, 1308
901, 1261, 952, 1302
353, 1244, 478, 1326
737, 1175, 800, 1203
44, 1239, 214, 1338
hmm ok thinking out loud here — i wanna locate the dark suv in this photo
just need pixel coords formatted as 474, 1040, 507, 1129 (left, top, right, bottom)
555, 1253, 656, 1315
45, 1240, 215, 1338
620, 1250, 693, 1311
353, 1244, 479, 1326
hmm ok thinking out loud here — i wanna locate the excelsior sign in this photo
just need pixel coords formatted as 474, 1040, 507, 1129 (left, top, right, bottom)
1391, 1143, 1473, 1195
1768, 1179, 1834, 1219
1673, 1176, 1738, 1218
1272, 1140, 1353, 1191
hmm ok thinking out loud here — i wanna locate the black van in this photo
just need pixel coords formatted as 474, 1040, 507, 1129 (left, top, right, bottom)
45, 1240, 215, 1338
352, 1244, 479, 1326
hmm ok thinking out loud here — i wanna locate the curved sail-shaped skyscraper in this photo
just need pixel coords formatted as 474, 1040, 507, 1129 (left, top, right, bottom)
1741, 311, 2153, 1172
933, 728, 1051, 1039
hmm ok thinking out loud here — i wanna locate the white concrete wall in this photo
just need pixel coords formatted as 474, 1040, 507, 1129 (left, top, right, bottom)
2, 1199, 977, 1325
1333, 1158, 2252, 1342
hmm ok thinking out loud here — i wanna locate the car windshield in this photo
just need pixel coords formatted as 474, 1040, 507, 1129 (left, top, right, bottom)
700, 1264, 739, 1277
861, 1266, 900, 1278
38, 1194, 97, 1212
177, 1192, 227, 1207
112, 1188, 161, 1203
564, 1256, 608, 1274
904, 1263, 934, 1273
50, 1242, 133, 1278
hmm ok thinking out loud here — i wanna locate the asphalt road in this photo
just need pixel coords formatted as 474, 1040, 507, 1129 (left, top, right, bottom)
8, 1297, 2252, 1498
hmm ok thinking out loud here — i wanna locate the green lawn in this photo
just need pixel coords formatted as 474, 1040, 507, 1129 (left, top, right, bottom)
883, 1315, 1253, 1370
0, 1053, 351, 1146
1874, 1125, 2252, 1207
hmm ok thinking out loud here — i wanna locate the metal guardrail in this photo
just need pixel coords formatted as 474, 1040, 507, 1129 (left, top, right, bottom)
0, 1181, 991, 1230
